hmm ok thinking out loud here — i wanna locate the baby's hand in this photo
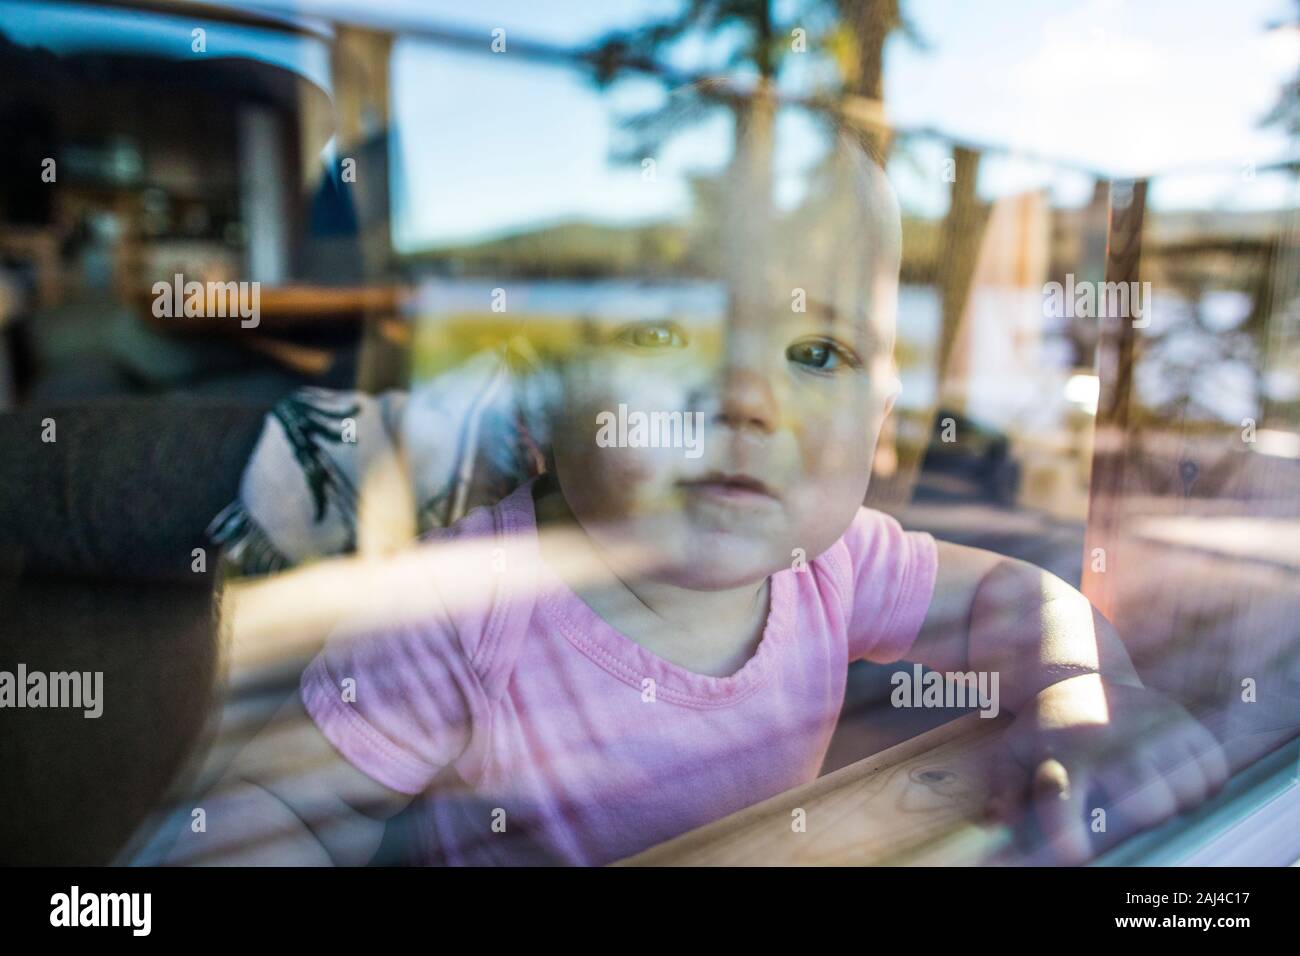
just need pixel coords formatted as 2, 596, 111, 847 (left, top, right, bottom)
985, 673, 1229, 864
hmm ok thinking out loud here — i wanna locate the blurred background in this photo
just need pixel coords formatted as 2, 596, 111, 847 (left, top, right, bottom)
0, 0, 1297, 864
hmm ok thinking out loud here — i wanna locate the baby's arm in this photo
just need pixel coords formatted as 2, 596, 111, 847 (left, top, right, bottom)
910, 543, 1143, 714
908, 542, 1227, 862
164, 694, 413, 866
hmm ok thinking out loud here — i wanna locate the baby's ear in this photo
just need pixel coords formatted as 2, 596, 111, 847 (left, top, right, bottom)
882, 375, 902, 416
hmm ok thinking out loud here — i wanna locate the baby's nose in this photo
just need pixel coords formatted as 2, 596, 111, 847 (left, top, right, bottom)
711, 365, 778, 435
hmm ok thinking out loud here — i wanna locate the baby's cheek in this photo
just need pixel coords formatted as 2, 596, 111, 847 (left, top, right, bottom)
791, 390, 878, 481
608, 353, 698, 407
578, 353, 701, 439
601, 446, 683, 503
554, 387, 692, 519
787, 467, 870, 559
782, 394, 879, 548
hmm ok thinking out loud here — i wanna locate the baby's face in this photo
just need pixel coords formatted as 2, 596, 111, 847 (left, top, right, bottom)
548, 149, 901, 590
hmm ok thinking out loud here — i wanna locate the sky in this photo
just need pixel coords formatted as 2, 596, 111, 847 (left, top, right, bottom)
4, 0, 1297, 249
379, 0, 1300, 246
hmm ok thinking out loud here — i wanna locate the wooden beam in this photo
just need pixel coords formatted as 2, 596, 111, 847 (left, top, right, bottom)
935, 146, 985, 411
1080, 179, 1146, 621
615, 713, 1012, 866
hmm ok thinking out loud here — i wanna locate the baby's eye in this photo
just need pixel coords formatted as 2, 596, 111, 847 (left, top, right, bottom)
786, 337, 861, 373
615, 321, 688, 350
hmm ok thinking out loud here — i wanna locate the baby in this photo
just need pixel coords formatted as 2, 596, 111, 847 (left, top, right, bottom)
168, 134, 1227, 867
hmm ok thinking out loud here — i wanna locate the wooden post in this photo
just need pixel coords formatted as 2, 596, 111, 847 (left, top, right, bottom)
1080, 178, 1146, 619
935, 146, 983, 411
330, 25, 407, 391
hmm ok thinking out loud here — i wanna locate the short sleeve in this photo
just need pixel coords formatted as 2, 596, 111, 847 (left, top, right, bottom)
841, 507, 938, 664
300, 615, 490, 795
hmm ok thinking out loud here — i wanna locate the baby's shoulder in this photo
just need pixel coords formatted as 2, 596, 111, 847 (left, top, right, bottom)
805, 506, 934, 612
403, 481, 543, 697
813, 505, 910, 575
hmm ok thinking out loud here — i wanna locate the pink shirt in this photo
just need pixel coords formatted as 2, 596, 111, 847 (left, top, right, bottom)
301, 478, 938, 865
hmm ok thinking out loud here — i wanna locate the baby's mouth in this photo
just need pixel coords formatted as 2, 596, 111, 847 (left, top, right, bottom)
677, 472, 780, 503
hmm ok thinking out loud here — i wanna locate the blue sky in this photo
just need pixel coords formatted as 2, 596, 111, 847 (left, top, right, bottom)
380, 0, 1300, 247
5, 0, 1296, 249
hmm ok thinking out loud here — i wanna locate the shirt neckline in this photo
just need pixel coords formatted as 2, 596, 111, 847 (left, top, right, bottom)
505, 476, 793, 708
